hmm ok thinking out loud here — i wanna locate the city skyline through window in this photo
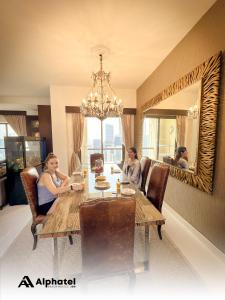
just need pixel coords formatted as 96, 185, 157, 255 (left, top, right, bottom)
82, 117, 123, 164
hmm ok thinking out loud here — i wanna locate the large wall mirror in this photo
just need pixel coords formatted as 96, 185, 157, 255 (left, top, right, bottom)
142, 80, 201, 175
138, 52, 221, 193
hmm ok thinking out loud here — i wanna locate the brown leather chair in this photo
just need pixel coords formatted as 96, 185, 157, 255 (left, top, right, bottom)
140, 157, 151, 195
20, 167, 73, 250
90, 153, 104, 169
20, 167, 44, 250
79, 197, 136, 286
146, 165, 169, 240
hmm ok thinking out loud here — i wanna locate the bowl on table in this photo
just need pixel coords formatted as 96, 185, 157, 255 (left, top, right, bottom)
112, 169, 121, 174
71, 182, 85, 191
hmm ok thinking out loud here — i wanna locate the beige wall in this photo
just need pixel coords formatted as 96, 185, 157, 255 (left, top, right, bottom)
50, 85, 136, 174
135, 0, 225, 252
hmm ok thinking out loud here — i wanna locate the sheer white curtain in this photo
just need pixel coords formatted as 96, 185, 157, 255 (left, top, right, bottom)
176, 116, 186, 147
121, 114, 134, 160
4, 115, 27, 136
66, 113, 84, 176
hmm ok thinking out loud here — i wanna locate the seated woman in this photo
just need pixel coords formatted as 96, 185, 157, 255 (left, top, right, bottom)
37, 153, 71, 215
123, 147, 141, 184
175, 146, 189, 170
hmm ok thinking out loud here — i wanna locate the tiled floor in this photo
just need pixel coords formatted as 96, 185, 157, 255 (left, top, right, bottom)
0, 204, 31, 257
0, 204, 205, 297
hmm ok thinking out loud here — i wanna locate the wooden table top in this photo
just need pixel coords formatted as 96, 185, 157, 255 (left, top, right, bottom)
38, 164, 165, 238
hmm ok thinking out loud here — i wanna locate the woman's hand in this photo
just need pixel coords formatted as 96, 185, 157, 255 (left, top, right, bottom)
56, 170, 70, 187
60, 177, 70, 187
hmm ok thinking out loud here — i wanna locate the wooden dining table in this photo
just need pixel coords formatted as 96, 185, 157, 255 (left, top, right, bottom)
37, 164, 165, 276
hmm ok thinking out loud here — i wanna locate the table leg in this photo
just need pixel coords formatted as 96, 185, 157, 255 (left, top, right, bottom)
144, 224, 150, 271
53, 237, 59, 278
134, 225, 150, 273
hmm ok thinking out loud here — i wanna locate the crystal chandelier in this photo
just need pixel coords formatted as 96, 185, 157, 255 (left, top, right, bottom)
81, 54, 123, 120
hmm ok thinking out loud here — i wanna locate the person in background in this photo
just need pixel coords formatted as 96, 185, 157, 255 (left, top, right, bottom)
123, 147, 141, 184
175, 146, 189, 170
37, 153, 71, 215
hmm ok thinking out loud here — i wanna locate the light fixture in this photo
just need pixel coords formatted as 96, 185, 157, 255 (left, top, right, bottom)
188, 104, 199, 119
80, 54, 123, 120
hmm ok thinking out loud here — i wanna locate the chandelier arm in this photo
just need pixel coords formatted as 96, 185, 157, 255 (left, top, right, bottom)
99, 55, 104, 114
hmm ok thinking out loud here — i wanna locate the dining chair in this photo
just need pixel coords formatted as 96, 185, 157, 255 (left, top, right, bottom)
140, 157, 151, 195
79, 197, 136, 288
90, 153, 104, 169
146, 165, 170, 240
20, 167, 73, 250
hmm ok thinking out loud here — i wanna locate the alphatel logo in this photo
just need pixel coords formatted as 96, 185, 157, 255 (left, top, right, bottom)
18, 276, 76, 288
18, 276, 34, 288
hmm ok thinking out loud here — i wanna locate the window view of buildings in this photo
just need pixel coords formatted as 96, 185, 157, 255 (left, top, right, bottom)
82, 117, 123, 164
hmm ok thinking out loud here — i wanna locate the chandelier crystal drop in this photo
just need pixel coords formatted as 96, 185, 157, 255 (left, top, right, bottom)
80, 54, 123, 120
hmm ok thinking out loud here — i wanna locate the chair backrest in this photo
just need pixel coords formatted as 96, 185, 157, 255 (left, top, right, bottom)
20, 167, 39, 220
90, 153, 104, 168
80, 197, 136, 279
140, 157, 151, 193
146, 165, 169, 212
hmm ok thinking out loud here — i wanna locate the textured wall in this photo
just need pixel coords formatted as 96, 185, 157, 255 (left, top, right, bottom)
135, 0, 225, 252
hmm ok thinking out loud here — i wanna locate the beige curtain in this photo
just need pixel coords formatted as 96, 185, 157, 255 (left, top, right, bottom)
68, 113, 84, 176
121, 114, 132, 160
4, 115, 27, 136
176, 116, 186, 147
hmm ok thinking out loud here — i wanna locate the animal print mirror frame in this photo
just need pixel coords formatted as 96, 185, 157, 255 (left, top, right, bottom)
137, 52, 221, 193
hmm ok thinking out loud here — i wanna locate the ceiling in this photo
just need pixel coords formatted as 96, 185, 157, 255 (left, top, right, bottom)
0, 0, 216, 97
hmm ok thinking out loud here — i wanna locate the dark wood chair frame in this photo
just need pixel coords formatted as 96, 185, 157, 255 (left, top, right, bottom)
146, 165, 169, 240
20, 167, 73, 250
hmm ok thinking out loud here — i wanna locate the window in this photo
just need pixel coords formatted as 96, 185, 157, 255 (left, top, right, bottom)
0, 123, 17, 160
82, 117, 123, 164
142, 117, 176, 160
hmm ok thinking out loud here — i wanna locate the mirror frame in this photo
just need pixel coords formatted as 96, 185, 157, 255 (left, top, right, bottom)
138, 52, 221, 194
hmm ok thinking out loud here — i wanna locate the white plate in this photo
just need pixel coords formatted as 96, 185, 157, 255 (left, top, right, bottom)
112, 169, 121, 173
95, 181, 110, 190
121, 188, 135, 196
